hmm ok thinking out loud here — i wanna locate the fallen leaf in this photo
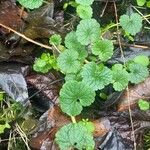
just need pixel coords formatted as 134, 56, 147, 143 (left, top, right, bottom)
26, 72, 62, 104
0, 0, 24, 35
118, 77, 150, 111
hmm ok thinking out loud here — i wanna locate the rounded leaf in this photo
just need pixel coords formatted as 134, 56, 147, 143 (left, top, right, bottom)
138, 99, 150, 111
77, 5, 93, 19
65, 72, 82, 81
76, 19, 100, 45
55, 122, 95, 150
59, 80, 95, 116
128, 63, 149, 84
65, 31, 88, 61
91, 39, 114, 61
133, 55, 149, 66
78, 121, 95, 133
75, 0, 94, 6
81, 62, 112, 90
120, 13, 142, 35
33, 59, 51, 73
17, 0, 43, 9
147, 1, 150, 8
112, 64, 129, 91
49, 34, 62, 46
57, 50, 81, 74
136, 0, 146, 6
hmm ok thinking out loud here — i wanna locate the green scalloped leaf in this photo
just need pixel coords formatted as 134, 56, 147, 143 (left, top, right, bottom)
79, 120, 95, 133
128, 63, 149, 84
49, 34, 62, 46
65, 72, 82, 81
147, 1, 150, 7
17, 0, 43, 9
59, 80, 95, 116
138, 99, 150, 111
136, 0, 146, 6
77, 5, 93, 19
65, 31, 88, 61
119, 13, 142, 35
76, 19, 100, 45
33, 59, 50, 73
33, 53, 58, 73
55, 121, 95, 150
75, 0, 94, 6
81, 62, 112, 90
91, 39, 114, 61
133, 55, 149, 66
111, 64, 129, 91
57, 50, 81, 74
0, 123, 10, 134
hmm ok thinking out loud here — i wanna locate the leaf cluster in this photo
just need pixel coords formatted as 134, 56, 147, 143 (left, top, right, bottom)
33, 53, 58, 73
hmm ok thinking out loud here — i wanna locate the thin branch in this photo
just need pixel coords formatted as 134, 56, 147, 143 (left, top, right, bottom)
113, 41, 149, 49
100, 1, 108, 17
0, 22, 52, 50
113, 1, 137, 150
132, 5, 150, 25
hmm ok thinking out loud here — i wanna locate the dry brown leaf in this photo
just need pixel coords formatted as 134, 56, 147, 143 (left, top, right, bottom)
0, 0, 24, 35
118, 77, 150, 111
26, 72, 62, 104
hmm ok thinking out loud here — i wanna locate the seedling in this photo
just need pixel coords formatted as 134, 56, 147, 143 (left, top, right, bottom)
33, 53, 58, 73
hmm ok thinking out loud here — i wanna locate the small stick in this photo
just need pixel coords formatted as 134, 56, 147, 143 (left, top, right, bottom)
113, 1, 137, 150
113, 42, 149, 49
0, 22, 52, 50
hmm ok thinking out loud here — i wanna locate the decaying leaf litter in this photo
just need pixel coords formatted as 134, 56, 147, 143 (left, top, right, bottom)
0, 0, 150, 149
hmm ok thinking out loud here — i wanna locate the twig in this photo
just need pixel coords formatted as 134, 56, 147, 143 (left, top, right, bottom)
100, 1, 108, 17
113, 1, 137, 150
132, 5, 150, 25
113, 41, 149, 49
16, 123, 31, 150
113, 1, 124, 59
0, 22, 52, 50
52, 44, 61, 53
7, 131, 12, 150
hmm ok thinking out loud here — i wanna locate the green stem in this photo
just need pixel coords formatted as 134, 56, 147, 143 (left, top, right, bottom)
71, 116, 76, 123
53, 44, 61, 53
43, 0, 50, 4
84, 59, 89, 64
144, 27, 150, 30
144, 14, 150, 18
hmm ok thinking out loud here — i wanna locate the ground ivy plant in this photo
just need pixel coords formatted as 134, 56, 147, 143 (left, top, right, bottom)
32, 0, 149, 149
